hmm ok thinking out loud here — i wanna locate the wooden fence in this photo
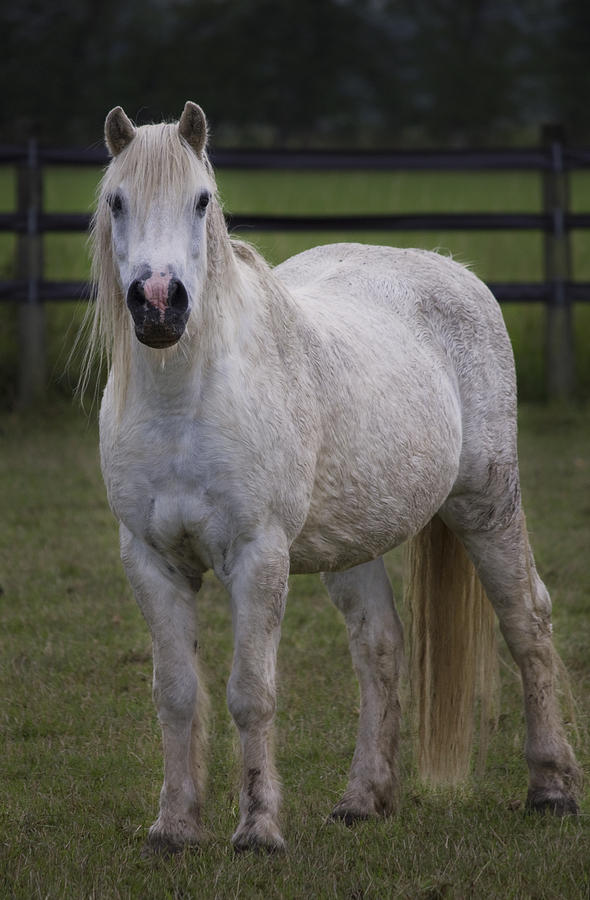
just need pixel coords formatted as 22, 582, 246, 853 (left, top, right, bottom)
2, 125, 589, 402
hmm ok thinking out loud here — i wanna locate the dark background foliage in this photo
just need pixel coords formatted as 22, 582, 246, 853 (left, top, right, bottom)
3, 0, 589, 148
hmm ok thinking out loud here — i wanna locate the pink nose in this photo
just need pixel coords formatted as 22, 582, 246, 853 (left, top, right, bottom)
143, 272, 173, 316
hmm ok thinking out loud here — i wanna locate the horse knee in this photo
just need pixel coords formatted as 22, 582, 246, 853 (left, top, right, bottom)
227, 672, 275, 731
153, 661, 198, 725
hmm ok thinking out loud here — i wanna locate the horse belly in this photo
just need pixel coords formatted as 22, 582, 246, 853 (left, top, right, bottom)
288, 349, 462, 574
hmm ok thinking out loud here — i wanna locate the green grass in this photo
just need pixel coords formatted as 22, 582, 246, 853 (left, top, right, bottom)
1, 163, 590, 405
0, 401, 589, 898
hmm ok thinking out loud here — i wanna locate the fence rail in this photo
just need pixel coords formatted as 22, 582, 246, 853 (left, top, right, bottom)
3, 143, 590, 169
4, 210, 590, 236
2, 126, 588, 401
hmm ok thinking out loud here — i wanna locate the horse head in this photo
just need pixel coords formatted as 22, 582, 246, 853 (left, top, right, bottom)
100, 102, 215, 349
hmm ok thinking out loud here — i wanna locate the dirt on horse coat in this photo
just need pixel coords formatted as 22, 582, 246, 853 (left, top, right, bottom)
85, 101, 582, 852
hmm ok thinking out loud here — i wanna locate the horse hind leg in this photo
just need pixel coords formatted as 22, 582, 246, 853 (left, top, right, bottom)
322, 557, 404, 823
442, 488, 582, 815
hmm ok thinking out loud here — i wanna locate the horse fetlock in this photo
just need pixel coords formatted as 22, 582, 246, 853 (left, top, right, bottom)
331, 775, 398, 825
526, 751, 582, 816
146, 809, 203, 853
525, 786, 579, 817
232, 765, 283, 851
231, 813, 285, 854
527, 742, 583, 786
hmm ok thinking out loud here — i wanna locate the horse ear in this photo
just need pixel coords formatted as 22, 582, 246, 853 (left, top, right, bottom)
105, 106, 136, 156
178, 101, 208, 157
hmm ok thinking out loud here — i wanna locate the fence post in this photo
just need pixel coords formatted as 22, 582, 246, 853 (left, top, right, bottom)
17, 138, 45, 404
542, 124, 574, 400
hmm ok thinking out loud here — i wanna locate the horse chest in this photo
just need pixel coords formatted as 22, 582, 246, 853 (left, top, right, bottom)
101, 419, 244, 574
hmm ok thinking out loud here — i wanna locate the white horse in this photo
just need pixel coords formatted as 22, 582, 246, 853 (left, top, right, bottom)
87, 101, 581, 853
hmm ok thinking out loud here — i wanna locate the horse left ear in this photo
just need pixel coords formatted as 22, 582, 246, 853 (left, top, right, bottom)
178, 101, 208, 157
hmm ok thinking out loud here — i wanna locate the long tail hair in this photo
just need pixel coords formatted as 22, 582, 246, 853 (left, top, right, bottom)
405, 516, 498, 784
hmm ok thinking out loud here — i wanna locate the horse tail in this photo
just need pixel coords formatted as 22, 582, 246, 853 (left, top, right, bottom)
404, 515, 498, 785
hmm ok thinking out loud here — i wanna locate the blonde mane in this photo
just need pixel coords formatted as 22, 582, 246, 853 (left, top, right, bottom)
78, 122, 233, 410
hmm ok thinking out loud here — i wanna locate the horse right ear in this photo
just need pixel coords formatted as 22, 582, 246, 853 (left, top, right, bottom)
105, 106, 136, 156
178, 101, 208, 157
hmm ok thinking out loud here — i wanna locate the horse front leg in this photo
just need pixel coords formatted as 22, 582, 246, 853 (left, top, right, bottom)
224, 535, 289, 852
120, 527, 208, 852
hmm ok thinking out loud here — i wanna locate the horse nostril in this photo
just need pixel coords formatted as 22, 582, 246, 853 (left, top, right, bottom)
168, 278, 189, 312
127, 279, 146, 312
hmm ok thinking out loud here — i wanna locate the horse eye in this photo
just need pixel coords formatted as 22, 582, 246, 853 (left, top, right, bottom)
107, 193, 123, 214
196, 192, 210, 214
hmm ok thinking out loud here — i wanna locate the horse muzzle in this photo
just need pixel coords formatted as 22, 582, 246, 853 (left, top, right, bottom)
126, 274, 190, 348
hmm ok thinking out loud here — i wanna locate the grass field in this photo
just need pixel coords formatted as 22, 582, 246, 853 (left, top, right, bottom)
1, 399, 589, 898
1, 164, 590, 404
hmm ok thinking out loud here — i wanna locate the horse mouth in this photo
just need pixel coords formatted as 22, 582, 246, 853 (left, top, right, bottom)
128, 307, 190, 349
135, 331, 184, 349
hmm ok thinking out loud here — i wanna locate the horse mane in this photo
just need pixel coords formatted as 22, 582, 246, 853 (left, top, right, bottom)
77, 122, 232, 411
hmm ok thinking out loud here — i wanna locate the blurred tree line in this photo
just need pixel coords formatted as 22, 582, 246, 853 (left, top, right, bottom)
2, 0, 589, 147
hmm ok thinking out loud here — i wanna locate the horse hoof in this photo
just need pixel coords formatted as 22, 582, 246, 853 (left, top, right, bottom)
330, 805, 370, 827
232, 836, 285, 855
143, 818, 203, 856
142, 834, 185, 857
525, 789, 579, 817
231, 821, 286, 854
